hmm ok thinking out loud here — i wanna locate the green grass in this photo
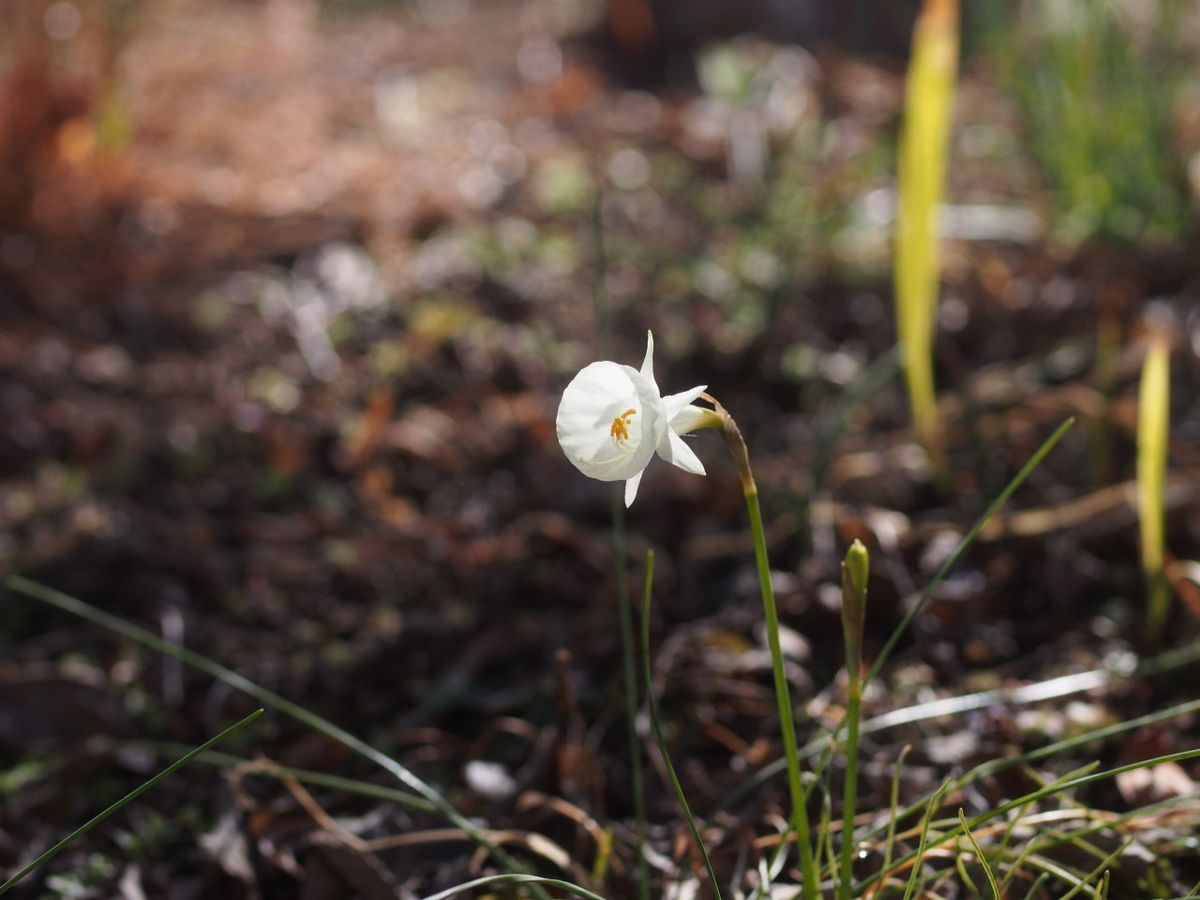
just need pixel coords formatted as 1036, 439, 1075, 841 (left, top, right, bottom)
982, 0, 1190, 247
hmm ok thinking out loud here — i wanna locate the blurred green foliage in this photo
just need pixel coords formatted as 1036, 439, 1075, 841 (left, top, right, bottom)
982, 0, 1192, 247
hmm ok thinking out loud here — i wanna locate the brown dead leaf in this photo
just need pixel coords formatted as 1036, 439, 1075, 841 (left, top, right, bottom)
1117, 761, 1196, 806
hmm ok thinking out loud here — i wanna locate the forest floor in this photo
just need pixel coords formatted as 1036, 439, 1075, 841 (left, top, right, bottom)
2, 0, 1200, 897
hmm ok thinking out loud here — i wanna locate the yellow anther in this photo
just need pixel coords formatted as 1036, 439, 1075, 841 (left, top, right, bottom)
610, 408, 637, 444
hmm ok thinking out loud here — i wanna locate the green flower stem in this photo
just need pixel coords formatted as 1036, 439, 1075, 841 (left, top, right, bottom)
744, 487, 819, 898
838, 540, 869, 899
709, 397, 819, 900
838, 679, 862, 898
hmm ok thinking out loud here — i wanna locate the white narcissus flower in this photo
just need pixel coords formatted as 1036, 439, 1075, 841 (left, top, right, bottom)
556, 331, 710, 507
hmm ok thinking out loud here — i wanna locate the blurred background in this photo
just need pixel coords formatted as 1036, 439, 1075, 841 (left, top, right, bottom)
3, 0, 1200, 896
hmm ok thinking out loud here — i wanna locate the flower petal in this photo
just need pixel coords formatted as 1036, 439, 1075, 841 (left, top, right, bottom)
670, 404, 716, 436
622, 363, 668, 467
640, 330, 658, 390
557, 361, 644, 481
665, 430, 706, 476
664, 384, 707, 422
624, 470, 644, 507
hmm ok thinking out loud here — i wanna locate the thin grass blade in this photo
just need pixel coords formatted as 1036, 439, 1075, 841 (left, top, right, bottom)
421, 873, 609, 900
640, 550, 722, 900
902, 777, 951, 900
0, 709, 263, 895
958, 808, 1001, 898
5, 576, 543, 893
857, 746, 1200, 895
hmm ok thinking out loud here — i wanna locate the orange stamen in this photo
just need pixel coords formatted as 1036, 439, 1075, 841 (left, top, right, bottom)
610, 408, 637, 444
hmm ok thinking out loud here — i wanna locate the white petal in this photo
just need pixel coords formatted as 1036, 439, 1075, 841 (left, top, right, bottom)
622, 364, 668, 470
639, 330, 657, 389
558, 361, 633, 425
556, 358, 666, 483
663, 384, 706, 422
665, 430, 706, 475
624, 470, 644, 507
670, 404, 715, 435
557, 362, 636, 476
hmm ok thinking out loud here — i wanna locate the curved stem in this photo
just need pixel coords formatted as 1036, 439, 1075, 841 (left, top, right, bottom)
704, 393, 819, 898
744, 487, 820, 899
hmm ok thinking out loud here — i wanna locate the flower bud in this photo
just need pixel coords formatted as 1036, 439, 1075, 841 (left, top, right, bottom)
841, 539, 870, 679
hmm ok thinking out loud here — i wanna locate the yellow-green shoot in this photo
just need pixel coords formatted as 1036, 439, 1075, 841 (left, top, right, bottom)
1137, 333, 1171, 637
895, 0, 959, 468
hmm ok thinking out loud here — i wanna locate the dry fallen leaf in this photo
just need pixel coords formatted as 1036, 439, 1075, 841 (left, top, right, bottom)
1117, 761, 1196, 806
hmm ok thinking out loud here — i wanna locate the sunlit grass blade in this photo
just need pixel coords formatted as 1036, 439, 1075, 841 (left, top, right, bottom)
1022, 854, 1088, 896
1188, 871, 1200, 897
820, 786, 837, 883
1002, 830, 1044, 896
5, 575, 545, 895
137, 743, 437, 812
958, 808, 1000, 898
1023, 871, 1051, 899
855, 746, 1200, 895
1137, 332, 1171, 637
640, 550, 722, 899
880, 744, 911, 885
861, 693, 1200, 854
902, 777, 951, 900
1058, 838, 1131, 900
421, 872, 609, 900
0, 709, 263, 895
895, 0, 959, 465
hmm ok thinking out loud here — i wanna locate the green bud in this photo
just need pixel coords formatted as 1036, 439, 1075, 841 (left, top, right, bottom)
843, 539, 869, 602
841, 539, 870, 680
